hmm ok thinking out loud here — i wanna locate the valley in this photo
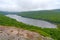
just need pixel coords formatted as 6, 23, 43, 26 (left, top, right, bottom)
0, 10, 60, 40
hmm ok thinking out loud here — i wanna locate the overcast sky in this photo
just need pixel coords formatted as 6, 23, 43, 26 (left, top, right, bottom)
0, 0, 60, 12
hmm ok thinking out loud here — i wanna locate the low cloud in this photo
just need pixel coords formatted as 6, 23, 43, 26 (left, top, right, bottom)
0, 0, 60, 12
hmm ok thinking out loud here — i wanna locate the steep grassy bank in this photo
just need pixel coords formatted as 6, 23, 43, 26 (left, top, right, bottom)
0, 14, 60, 40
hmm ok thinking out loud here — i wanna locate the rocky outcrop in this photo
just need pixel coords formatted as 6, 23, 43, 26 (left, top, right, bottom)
0, 26, 54, 40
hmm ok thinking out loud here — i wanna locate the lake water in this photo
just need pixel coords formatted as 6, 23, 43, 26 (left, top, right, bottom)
6, 14, 57, 28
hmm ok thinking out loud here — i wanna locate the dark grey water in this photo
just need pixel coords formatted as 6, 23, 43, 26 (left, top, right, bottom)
6, 14, 57, 28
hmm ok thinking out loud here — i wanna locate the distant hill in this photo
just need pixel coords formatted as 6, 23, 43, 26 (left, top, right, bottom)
0, 9, 60, 15
53, 9, 60, 12
0, 11, 20, 15
18, 9, 60, 23
0, 9, 60, 23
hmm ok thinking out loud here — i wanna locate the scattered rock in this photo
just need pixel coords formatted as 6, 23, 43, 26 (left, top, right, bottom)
0, 26, 54, 40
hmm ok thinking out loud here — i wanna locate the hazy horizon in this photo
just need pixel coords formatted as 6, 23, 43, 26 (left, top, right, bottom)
0, 0, 60, 12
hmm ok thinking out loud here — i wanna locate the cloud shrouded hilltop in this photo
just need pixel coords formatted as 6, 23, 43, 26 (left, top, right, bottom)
0, 0, 60, 12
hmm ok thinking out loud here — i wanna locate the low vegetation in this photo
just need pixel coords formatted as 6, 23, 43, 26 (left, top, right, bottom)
17, 10, 60, 40
18, 10, 60, 28
0, 14, 60, 40
18, 10, 60, 23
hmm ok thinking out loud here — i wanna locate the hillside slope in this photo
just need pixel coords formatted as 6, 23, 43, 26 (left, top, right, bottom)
18, 10, 60, 23
18, 10, 60, 28
0, 14, 60, 40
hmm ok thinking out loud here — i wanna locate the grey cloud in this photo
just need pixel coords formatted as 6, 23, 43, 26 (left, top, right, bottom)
0, 0, 60, 12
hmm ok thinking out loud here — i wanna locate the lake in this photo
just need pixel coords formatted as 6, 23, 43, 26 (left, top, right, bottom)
6, 14, 57, 28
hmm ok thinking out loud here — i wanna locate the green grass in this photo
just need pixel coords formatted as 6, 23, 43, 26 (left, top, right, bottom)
41, 28, 60, 40
0, 14, 60, 40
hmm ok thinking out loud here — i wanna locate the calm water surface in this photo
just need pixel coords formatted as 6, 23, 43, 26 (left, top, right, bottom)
6, 14, 57, 28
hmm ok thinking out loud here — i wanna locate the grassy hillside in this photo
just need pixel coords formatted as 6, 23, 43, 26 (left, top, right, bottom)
18, 10, 60, 23
0, 14, 60, 40
18, 10, 60, 28
0, 14, 50, 36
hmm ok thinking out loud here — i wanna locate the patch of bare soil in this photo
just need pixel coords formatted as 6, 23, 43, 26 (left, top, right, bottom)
0, 26, 53, 40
